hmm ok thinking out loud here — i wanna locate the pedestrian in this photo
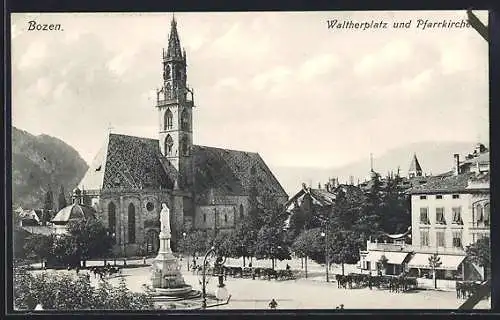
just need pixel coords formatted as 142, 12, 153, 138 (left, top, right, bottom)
143, 256, 147, 265
269, 298, 278, 309
340, 304, 344, 309
249, 262, 253, 268
286, 264, 291, 271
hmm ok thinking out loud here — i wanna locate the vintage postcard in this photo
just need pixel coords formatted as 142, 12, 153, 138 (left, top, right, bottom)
10, 10, 490, 311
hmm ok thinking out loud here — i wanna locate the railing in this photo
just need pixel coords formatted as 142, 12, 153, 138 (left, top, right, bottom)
366, 242, 407, 252
404, 245, 466, 255
469, 221, 490, 229
157, 98, 194, 107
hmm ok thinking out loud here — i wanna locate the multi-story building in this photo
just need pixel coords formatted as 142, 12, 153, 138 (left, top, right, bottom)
360, 144, 489, 284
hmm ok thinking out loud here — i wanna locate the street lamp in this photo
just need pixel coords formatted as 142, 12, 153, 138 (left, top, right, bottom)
321, 231, 330, 282
201, 246, 228, 309
182, 232, 188, 270
201, 246, 216, 309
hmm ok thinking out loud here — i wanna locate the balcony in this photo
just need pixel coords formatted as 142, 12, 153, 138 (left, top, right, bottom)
404, 245, 466, 255
157, 98, 194, 108
366, 241, 408, 252
469, 221, 490, 230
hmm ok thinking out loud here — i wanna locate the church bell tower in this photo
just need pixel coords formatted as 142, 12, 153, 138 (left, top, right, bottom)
156, 16, 195, 189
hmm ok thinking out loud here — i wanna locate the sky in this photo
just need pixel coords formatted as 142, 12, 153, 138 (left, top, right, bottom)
11, 11, 489, 169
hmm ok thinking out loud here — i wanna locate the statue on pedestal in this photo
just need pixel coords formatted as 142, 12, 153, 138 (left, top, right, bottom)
160, 203, 171, 237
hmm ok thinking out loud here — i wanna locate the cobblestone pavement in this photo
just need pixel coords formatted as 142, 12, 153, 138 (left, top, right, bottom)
28, 258, 490, 310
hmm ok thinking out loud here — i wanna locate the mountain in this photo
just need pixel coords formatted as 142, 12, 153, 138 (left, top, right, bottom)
11, 127, 89, 209
270, 141, 481, 197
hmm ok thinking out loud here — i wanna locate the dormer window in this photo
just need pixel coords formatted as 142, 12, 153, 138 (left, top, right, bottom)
436, 195, 443, 199
420, 195, 427, 200
452, 194, 460, 199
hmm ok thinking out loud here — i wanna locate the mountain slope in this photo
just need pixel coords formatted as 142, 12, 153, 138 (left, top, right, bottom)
11, 127, 89, 209
270, 141, 480, 196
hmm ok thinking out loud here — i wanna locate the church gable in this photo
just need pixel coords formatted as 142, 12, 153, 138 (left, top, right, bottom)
78, 135, 110, 191
101, 134, 174, 190
192, 145, 287, 198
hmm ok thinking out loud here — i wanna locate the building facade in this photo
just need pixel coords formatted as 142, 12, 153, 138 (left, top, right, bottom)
75, 17, 288, 256
360, 145, 490, 283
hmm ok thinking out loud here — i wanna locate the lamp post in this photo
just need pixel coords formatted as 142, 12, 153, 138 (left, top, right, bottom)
201, 246, 228, 309
182, 232, 188, 270
201, 246, 216, 309
321, 231, 329, 282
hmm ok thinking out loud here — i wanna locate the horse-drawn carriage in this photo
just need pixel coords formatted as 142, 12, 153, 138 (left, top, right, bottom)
90, 265, 122, 279
334, 273, 417, 292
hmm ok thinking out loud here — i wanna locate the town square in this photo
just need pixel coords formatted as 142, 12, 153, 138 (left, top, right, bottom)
9, 10, 490, 312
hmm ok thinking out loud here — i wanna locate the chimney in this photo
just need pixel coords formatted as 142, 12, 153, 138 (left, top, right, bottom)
453, 154, 460, 175
324, 183, 330, 192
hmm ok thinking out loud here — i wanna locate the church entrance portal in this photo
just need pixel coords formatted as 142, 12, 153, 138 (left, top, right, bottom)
145, 229, 160, 255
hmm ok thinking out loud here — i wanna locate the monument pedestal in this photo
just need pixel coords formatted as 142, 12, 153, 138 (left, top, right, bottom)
150, 230, 193, 297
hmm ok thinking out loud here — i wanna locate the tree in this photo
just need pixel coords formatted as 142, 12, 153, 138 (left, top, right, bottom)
377, 254, 389, 275
379, 173, 411, 234
466, 237, 491, 280
291, 228, 325, 277
225, 220, 257, 266
43, 187, 54, 212
24, 234, 54, 267
58, 185, 68, 211
178, 230, 208, 261
328, 230, 361, 275
13, 226, 31, 262
13, 267, 153, 310
66, 218, 114, 266
50, 234, 79, 267
428, 253, 442, 289
358, 172, 384, 240
253, 225, 291, 269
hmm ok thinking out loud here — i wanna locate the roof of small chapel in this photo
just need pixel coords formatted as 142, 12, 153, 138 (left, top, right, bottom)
51, 203, 97, 224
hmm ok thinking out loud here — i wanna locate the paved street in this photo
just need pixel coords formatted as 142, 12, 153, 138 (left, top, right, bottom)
29, 257, 490, 310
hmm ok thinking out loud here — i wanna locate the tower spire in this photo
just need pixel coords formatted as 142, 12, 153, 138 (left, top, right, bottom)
370, 153, 374, 172
167, 14, 182, 60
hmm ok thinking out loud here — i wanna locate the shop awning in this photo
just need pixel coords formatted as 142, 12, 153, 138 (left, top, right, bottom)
364, 251, 409, 265
407, 253, 465, 270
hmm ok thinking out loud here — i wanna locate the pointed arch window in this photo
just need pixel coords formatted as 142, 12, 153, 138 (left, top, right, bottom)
165, 135, 174, 156
164, 109, 173, 130
108, 202, 116, 243
128, 203, 136, 244
181, 109, 189, 131
166, 65, 171, 79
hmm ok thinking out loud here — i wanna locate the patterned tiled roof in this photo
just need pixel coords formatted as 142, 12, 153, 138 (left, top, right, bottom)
78, 134, 287, 198
192, 145, 288, 198
79, 134, 175, 191
408, 172, 479, 194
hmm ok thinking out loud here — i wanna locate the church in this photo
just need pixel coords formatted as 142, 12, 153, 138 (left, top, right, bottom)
75, 17, 288, 256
